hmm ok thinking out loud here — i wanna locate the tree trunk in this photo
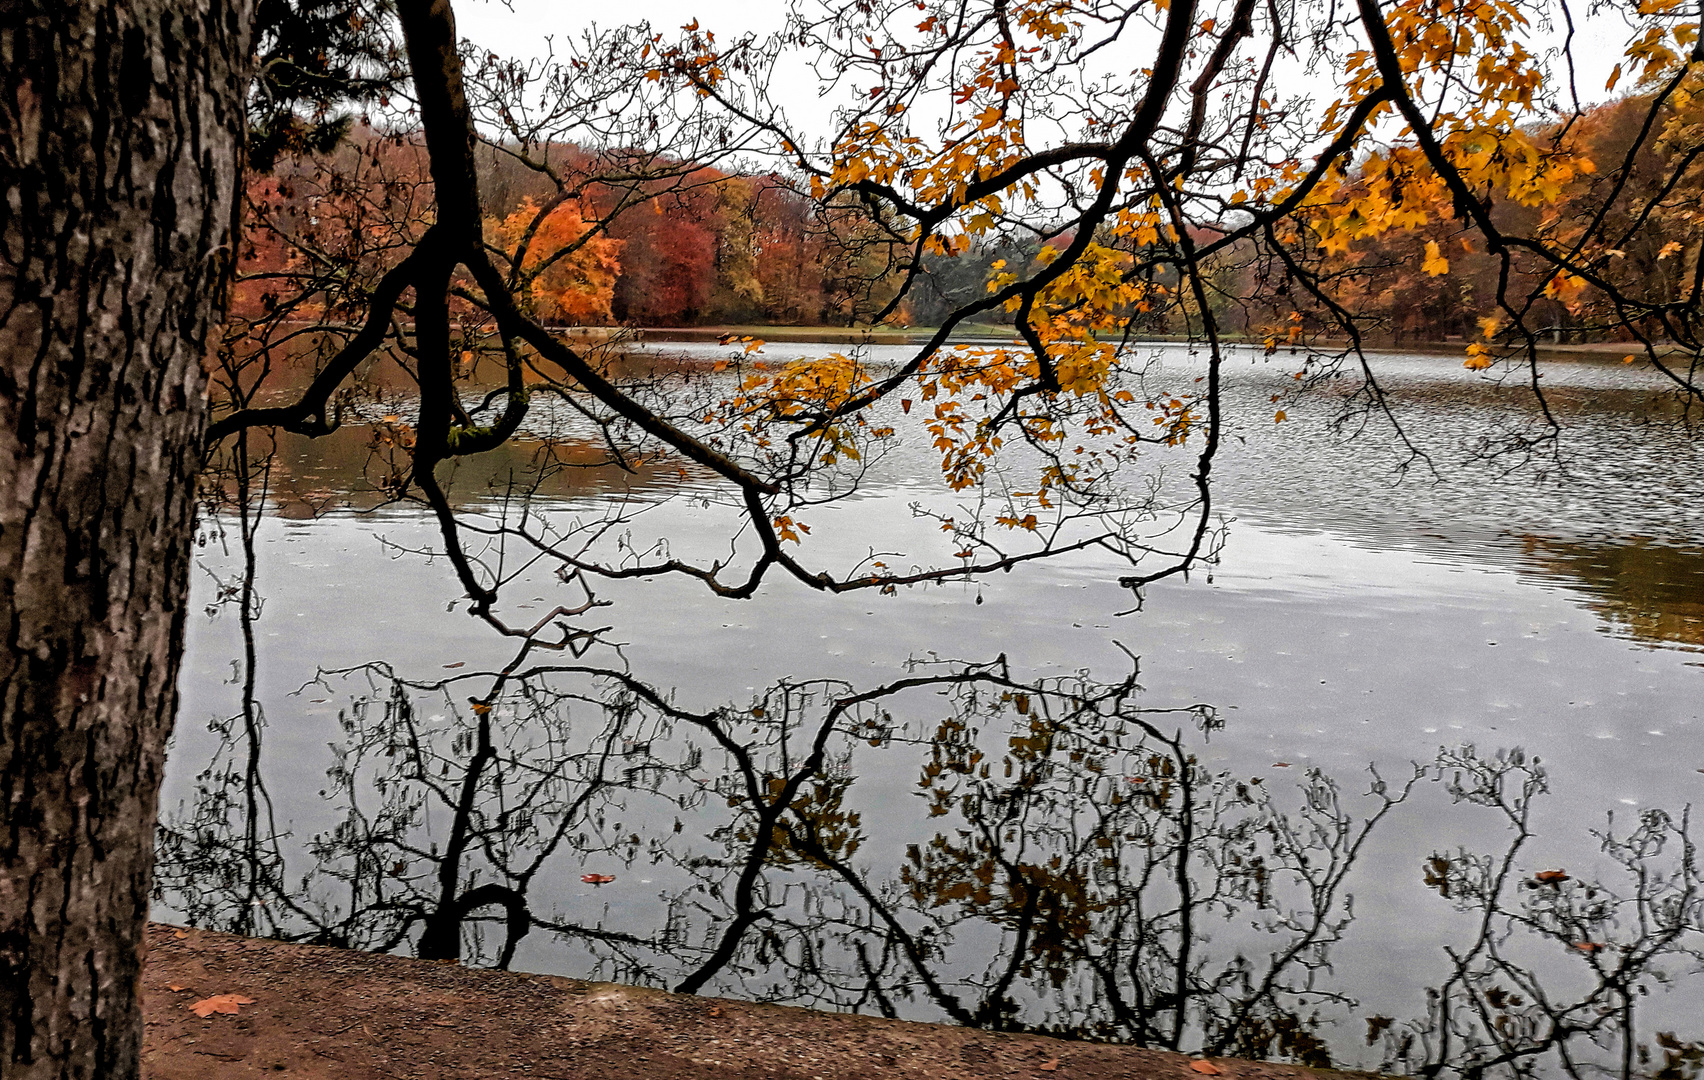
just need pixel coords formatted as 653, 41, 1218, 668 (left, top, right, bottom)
0, 3, 250, 1077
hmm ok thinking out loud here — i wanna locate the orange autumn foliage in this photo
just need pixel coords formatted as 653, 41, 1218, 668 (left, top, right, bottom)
484, 198, 623, 325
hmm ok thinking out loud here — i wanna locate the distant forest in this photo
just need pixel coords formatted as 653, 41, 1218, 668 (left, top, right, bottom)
234, 92, 1689, 345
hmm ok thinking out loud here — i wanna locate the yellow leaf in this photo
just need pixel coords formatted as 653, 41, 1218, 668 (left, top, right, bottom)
1422, 240, 1449, 277
1477, 316, 1500, 339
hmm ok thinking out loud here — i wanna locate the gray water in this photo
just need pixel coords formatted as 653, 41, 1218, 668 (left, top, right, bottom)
160, 341, 1704, 1076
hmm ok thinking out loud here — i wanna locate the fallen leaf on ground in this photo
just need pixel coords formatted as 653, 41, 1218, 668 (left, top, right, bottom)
1534, 870, 1569, 885
431, 1019, 457, 1027
1039, 1059, 1060, 1071
707, 1005, 723, 1018
443, 662, 465, 669
581, 873, 616, 885
1573, 941, 1605, 953
190, 994, 255, 1018
167, 984, 189, 993
1271, 762, 1292, 768
1190, 1061, 1224, 1075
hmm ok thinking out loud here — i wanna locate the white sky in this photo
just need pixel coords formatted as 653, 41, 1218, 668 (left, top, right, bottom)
452, 0, 1631, 148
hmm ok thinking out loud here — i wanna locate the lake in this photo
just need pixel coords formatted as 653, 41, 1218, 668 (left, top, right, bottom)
160, 339, 1704, 1076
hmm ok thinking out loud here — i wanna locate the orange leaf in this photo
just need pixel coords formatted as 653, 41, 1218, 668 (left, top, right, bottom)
190, 994, 255, 1018
1534, 870, 1569, 885
1190, 1061, 1224, 1074
1039, 1060, 1060, 1072
582, 873, 616, 885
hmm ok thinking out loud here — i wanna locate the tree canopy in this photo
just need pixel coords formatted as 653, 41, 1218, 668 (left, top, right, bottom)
210, 0, 1704, 633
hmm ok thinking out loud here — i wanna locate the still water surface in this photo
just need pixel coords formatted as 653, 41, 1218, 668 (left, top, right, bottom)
161, 342, 1704, 1076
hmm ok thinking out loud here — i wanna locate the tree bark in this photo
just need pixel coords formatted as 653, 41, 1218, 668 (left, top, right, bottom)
0, 2, 251, 1077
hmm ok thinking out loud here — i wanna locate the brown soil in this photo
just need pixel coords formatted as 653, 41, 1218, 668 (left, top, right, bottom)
142, 924, 1380, 1080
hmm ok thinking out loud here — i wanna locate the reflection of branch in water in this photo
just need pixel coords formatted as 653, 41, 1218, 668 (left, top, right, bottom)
683, 672, 1420, 1062
1378, 746, 1704, 1080
158, 599, 1704, 1073
163, 659, 672, 967
160, 431, 304, 939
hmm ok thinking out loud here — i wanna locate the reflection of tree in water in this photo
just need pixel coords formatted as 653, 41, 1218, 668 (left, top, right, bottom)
1379, 747, 1704, 1080
1518, 536, 1704, 653
686, 674, 1420, 1066
168, 432, 1704, 1076
157, 608, 1704, 1075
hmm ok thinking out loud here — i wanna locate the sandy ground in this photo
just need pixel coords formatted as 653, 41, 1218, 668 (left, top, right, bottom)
141, 924, 1381, 1080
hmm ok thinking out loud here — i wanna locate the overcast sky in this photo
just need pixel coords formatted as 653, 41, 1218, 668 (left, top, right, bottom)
452, 0, 1628, 146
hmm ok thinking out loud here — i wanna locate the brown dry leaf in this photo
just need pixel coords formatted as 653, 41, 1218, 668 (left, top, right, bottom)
707, 1005, 723, 1018
190, 994, 255, 1018
1189, 1061, 1224, 1075
1271, 762, 1292, 768
581, 873, 616, 885
443, 661, 465, 669
431, 1019, 457, 1027
1534, 870, 1569, 885
1039, 1059, 1060, 1072
167, 984, 189, 993
173, 930, 188, 939
1573, 941, 1605, 953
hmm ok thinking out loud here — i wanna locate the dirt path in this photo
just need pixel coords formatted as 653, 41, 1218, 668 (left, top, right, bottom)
142, 924, 1379, 1080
